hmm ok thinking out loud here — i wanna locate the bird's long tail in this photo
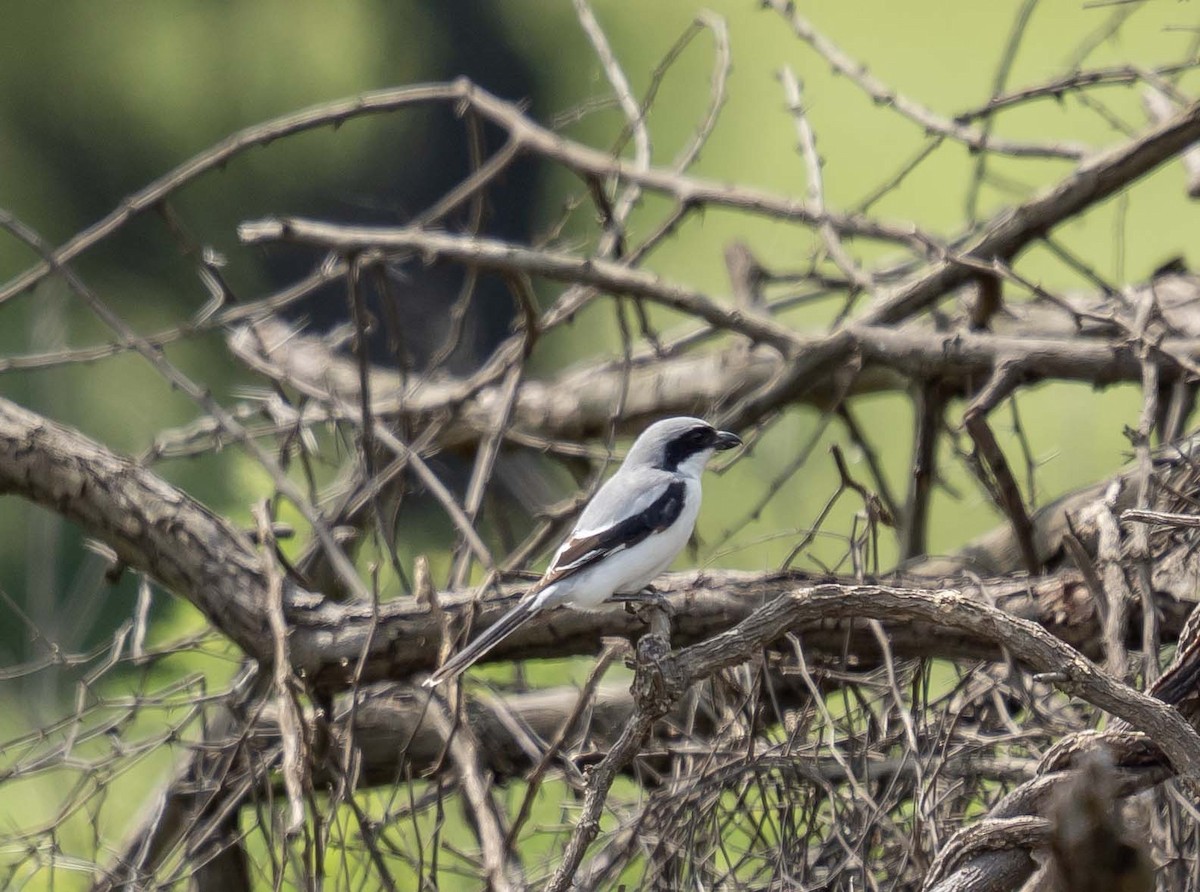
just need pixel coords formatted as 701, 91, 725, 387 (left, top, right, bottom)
423, 596, 542, 687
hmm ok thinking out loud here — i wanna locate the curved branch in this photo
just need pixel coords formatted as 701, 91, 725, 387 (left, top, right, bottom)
236, 218, 803, 354
673, 584, 1200, 776
0, 78, 919, 309
0, 397, 273, 661
4, 392, 1198, 700
226, 271, 1200, 448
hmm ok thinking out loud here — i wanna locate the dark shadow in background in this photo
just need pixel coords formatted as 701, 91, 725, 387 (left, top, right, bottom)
0, 3, 549, 663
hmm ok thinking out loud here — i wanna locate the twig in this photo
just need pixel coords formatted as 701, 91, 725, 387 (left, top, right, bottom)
954, 62, 1199, 123
506, 646, 619, 848
780, 66, 873, 293
544, 605, 679, 892
448, 274, 536, 589
426, 695, 522, 892
1122, 508, 1200, 528
253, 502, 307, 836
901, 384, 945, 561
572, 0, 649, 259
1096, 481, 1134, 682
238, 218, 804, 354
964, 408, 1040, 576
860, 93, 1200, 325
1130, 287, 1164, 684
965, 0, 1042, 222
767, 0, 1087, 160
836, 402, 900, 524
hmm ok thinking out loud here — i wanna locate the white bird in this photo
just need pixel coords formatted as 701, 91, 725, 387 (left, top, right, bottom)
423, 416, 741, 687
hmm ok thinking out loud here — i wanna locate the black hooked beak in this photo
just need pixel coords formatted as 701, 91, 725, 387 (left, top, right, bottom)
713, 430, 742, 451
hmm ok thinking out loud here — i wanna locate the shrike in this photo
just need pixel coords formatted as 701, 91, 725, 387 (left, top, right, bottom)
424, 416, 741, 687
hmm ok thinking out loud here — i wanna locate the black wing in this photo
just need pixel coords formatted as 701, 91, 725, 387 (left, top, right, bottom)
540, 480, 686, 588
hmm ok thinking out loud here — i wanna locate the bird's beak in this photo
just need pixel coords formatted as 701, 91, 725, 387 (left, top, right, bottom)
713, 430, 742, 450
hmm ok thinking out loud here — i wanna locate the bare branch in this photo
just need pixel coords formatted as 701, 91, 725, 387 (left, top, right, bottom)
237, 218, 804, 354
0, 396, 273, 661
767, 0, 1088, 160
862, 95, 1200, 325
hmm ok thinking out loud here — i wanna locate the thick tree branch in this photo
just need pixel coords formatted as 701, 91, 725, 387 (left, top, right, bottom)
4, 389, 1199, 693
223, 274, 1200, 457
0, 397, 274, 662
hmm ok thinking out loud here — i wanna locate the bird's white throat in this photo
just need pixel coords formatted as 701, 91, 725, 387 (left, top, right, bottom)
675, 446, 716, 480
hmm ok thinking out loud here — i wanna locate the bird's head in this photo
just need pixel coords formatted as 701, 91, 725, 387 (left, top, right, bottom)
626, 416, 742, 479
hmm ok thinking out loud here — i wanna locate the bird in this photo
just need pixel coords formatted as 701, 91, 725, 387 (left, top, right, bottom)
423, 416, 741, 687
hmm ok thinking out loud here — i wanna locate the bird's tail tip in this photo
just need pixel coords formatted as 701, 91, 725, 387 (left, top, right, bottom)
419, 596, 538, 690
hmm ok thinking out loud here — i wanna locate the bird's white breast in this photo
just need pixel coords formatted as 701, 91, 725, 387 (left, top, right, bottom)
545, 476, 702, 609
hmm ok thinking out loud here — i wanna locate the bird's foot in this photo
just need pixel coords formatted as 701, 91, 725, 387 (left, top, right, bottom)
613, 586, 674, 619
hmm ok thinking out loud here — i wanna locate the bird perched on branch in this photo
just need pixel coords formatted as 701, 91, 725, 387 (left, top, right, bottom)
424, 416, 742, 687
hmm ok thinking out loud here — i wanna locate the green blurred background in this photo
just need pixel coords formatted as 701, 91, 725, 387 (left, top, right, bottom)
0, 0, 1197, 885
